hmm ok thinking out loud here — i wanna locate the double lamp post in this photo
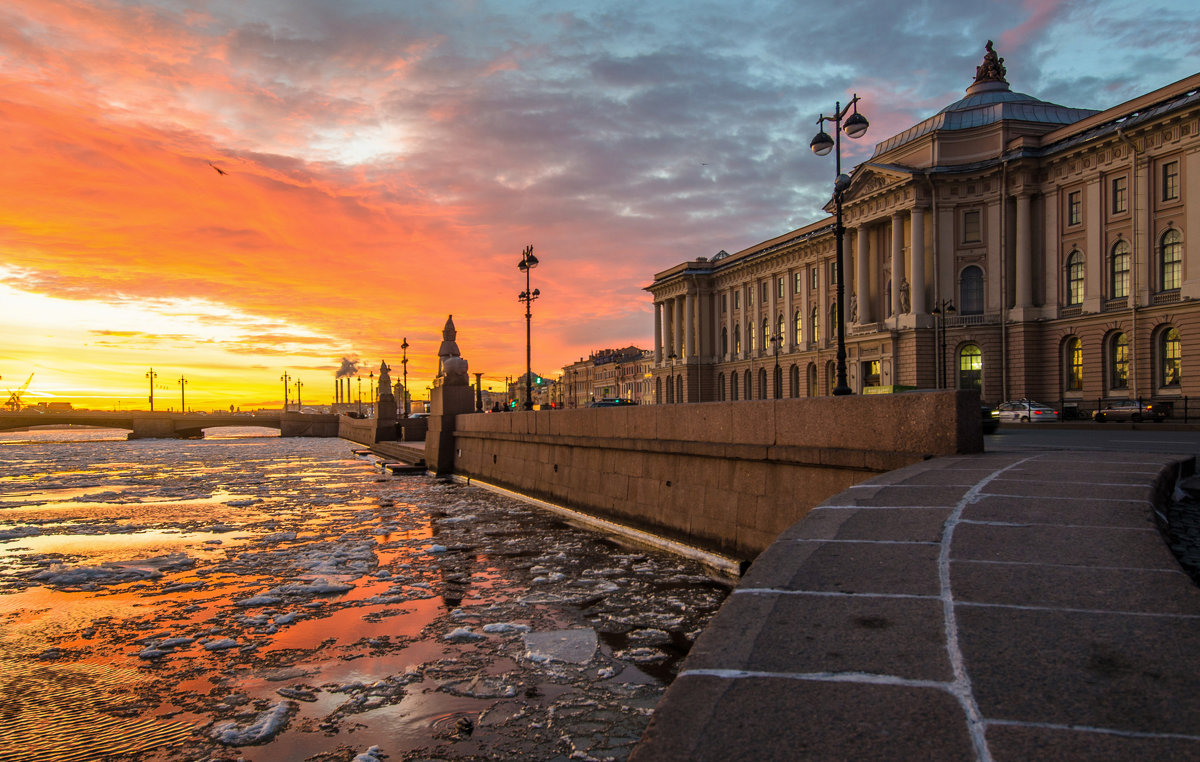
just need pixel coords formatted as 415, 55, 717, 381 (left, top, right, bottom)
810, 94, 869, 396
517, 245, 540, 411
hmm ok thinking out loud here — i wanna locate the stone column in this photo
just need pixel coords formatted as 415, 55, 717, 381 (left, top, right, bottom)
1015, 193, 1033, 309
674, 298, 684, 358
856, 226, 871, 323
910, 207, 926, 315
891, 211, 904, 316
654, 301, 663, 362
663, 300, 674, 361
685, 292, 696, 359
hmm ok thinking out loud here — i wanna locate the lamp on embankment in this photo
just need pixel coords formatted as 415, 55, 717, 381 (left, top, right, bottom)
517, 245, 540, 411
280, 371, 291, 412
932, 300, 956, 389
401, 337, 410, 418
146, 368, 158, 412
811, 94, 869, 396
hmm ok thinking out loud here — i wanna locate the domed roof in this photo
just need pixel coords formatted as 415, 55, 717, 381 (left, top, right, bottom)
870, 43, 1098, 159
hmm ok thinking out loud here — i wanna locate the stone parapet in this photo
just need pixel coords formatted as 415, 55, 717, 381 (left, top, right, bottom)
451, 390, 980, 560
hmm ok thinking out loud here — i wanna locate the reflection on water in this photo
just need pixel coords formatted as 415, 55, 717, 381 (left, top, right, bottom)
0, 431, 730, 760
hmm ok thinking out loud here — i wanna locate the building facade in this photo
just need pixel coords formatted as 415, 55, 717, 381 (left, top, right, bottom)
648, 47, 1200, 416
562, 346, 653, 407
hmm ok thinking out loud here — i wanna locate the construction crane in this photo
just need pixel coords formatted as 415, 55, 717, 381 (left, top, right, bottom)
5, 373, 33, 412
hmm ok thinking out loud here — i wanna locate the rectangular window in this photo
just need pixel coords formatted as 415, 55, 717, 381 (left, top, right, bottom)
962, 210, 982, 243
1067, 191, 1082, 226
862, 360, 880, 387
811, 268, 819, 290
747, 286, 753, 307
734, 292, 740, 310
1163, 160, 1180, 201
1111, 177, 1127, 215
721, 294, 727, 313
762, 282, 769, 302
777, 277, 785, 299
794, 272, 803, 293
829, 262, 837, 285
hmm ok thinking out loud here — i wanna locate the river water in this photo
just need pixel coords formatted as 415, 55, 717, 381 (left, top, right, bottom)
0, 429, 730, 761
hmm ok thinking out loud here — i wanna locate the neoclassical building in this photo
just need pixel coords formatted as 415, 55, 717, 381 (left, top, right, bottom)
648, 46, 1199, 416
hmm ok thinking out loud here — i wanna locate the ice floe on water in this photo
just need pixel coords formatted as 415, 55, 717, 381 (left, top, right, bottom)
0, 434, 732, 760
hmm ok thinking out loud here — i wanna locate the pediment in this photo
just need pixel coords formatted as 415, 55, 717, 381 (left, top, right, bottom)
821, 163, 914, 213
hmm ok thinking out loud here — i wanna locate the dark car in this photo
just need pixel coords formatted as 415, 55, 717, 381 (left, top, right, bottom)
981, 404, 999, 434
587, 399, 637, 408
1093, 399, 1164, 422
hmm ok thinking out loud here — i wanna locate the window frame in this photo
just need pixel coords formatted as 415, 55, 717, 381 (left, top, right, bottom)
1161, 327, 1182, 387
1065, 251, 1085, 306
1110, 333, 1129, 390
1163, 160, 1180, 203
958, 344, 982, 391
1111, 176, 1128, 216
960, 265, 985, 315
961, 210, 982, 244
1110, 241, 1130, 299
1160, 229, 1182, 291
1067, 191, 1082, 226
1065, 336, 1083, 391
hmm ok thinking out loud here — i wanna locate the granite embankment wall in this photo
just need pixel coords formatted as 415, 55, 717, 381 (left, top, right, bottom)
451, 390, 982, 561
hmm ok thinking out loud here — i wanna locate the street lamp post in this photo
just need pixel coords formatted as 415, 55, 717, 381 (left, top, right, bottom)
295, 379, 303, 409
369, 371, 375, 417
771, 331, 782, 398
401, 337, 410, 418
931, 300, 956, 389
517, 245, 540, 411
146, 368, 158, 412
356, 377, 362, 416
474, 372, 484, 412
811, 94, 870, 396
179, 375, 187, 412
280, 371, 291, 412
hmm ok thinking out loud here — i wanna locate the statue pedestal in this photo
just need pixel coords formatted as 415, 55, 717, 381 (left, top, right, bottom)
425, 384, 475, 475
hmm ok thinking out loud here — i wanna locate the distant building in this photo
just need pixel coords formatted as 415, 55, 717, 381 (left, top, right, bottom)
647, 46, 1200, 414
562, 346, 652, 407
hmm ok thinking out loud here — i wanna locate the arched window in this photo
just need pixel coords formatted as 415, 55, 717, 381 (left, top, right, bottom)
749, 323, 755, 352
734, 324, 741, 355
757, 368, 767, 399
807, 363, 817, 397
776, 314, 785, 347
721, 327, 729, 358
1110, 241, 1130, 299
744, 369, 752, 400
655, 377, 661, 404
958, 344, 982, 391
773, 365, 783, 399
794, 309, 803, 346
762, 318, 770, 353
717, 373, 726, 401
676, 375, 683, 404
1161, 230, 1182, 291
790, 364, 800, 398
1110, 333, 1129, 390
1064, 336, 1083, 391
1065, 251, 1084, 305
731, 372, 739, 401
829, 304, 838, 341
810, 306, 820, 344
665, 376, 674, 404
961, 265, 984, 314
826, 361, 836, 394
1161, 327, 1182, 386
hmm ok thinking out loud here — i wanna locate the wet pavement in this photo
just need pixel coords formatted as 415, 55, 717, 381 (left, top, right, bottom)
0, 430, 730, 761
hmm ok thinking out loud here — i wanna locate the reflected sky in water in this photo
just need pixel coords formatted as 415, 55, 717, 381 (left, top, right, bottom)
0, 431, 729, 760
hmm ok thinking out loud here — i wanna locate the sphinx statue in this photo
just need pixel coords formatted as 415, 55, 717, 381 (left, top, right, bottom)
436, 315, 470, 387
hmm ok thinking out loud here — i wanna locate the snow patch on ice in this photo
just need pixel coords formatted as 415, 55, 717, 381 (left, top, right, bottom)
444, 627, 485, 643
210, 700, 295, 745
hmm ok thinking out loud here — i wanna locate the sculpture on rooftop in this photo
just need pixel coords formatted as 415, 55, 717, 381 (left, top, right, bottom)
974, 40, 1007, 85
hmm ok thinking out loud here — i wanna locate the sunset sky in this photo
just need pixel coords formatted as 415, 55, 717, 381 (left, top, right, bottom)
1, 0, 1195, 409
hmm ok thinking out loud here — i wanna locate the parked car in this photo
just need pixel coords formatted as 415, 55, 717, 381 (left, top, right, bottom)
995, 400, 1060, 423
588, 398, 637, 408
1093, 399, 1165, 423
981, 404, 999, 434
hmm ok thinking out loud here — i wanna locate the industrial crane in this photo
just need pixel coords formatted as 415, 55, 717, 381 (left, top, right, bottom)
5, 373, 33, 412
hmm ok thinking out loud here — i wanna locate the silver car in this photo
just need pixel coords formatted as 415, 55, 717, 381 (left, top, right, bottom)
996, 400, 1060, 423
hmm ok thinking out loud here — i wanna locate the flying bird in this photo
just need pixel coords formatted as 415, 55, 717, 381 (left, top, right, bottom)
208, 161, 227, 176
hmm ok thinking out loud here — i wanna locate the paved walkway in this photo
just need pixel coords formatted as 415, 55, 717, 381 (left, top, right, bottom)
632, 450, 1200, 761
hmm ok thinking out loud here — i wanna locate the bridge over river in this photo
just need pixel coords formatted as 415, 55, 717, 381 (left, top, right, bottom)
0, 410, 340, 439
